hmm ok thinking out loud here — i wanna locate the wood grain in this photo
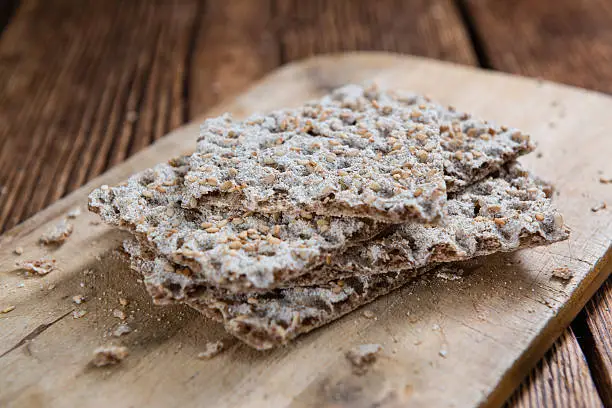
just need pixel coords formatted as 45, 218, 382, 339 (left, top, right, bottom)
0, 0, 202, 231
276, 0, 476, 65
582, 280, 612, 406
463, 0, 612, 94
0, 53, 610, 408
463, 1, 612, 404
505, 328, 603, 408
0, 2, 609, 406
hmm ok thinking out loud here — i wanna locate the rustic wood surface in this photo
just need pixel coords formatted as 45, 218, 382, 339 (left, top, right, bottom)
0, 1, 610, 407
1, 52, 610, 408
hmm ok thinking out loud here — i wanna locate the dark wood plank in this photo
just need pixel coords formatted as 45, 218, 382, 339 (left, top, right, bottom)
582, 279, 612, 406
506, 327, 603, 408
187, 0, 280, 117
276, 0, 476, 65
0, 0, 200, 231
463, 0, 612, 93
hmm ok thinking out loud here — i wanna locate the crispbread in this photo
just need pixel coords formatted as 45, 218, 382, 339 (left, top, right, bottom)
183, 85, 447, 223
400, 95, 535, 193
327, 163, 569, 274
124, 241, 426, 350
89, 157, 386, 290
95, 160, 567, 298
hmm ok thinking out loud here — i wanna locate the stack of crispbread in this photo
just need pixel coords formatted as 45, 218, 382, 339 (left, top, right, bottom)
89, 85, 568, 350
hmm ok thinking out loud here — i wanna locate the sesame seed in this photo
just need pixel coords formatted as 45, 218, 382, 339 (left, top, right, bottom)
219, 180, 233, 191
268, 236, 281, 245
201, 222, 213, 229
494, 218, 507, 226
414, 188, 423, 197
535, 213, 545, 221
416, 150, 428, 162
205, 227, 220, 233
205, 177, 218, 186
229, 241, 242, 250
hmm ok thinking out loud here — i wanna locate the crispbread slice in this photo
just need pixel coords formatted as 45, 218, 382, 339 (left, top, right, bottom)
388, 91, 535, 193
183, 85, 447, 223
327, 163, 569, 274
125, 241, 426, 350
89, 157, 387, 291
91, 161, 567, 294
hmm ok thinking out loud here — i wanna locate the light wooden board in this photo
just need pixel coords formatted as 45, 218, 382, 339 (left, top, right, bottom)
0, 53, 610, 408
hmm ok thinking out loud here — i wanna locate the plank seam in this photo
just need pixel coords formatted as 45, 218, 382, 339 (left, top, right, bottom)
453, 0, 492, 69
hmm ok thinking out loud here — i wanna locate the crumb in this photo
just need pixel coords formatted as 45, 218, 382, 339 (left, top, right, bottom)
82, 269, 94, 276
14, 247, 23, 255
112, 323, 132, 337
119, 298, 129, 306
72, 295, 85, 304
40, 220, 73, 245
17, 258, 57, 276
66, 207, 81, 218
432, 324, 440, 331
345, 344, 383, 374
197, 341, 225, 360
112, 309, 126, 320
439, 349, 448, 358
591, 202, 607, 212
91, 345, 129, 367
1, 305, 16, 314
552, 267, 573, 281
16, 282, 25, 288
599, 177, 611, 184
362, 310, 376, 319
73, 310, 87, 319
436, 270, 463, 281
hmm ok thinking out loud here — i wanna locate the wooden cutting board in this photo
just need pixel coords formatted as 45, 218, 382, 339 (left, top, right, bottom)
1, 53, 610, 408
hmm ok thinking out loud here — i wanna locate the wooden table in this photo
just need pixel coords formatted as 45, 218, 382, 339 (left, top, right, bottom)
0, 1, 610, 406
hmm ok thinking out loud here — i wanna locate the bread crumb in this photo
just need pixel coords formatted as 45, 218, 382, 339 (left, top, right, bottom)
91, 345, 129, 366
119, 298, 129, 306
345, 344, 383, 374
599, 177, 611, 184
362, 310, 376, 319
112, 309, 126, 320
112, 323, 132, 337
72, 295, 85, 304
66, 207, 81, 218
552, 267, 573, 281
591, 202, 607, 212
14, 247, 23, 255
432, 324, 440, 331
73, 310, 87, 319
40, 220, 73, 245
197, 341, 225, 359
17, 258, 57, 276
1, 305, 16, 314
